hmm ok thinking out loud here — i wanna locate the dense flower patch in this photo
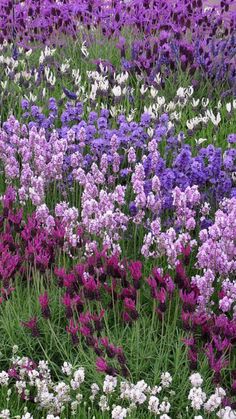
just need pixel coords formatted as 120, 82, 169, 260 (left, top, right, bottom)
0, 1, 235, 418
0, 0, 236, 90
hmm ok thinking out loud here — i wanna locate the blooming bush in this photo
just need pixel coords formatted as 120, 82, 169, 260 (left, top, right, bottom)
0, 2, 236, 418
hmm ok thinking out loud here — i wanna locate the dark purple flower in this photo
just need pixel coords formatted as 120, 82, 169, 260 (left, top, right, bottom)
66, 319, 79, 345
62, 87, 77, 101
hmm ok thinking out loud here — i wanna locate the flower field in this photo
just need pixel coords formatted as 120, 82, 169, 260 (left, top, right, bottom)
0, 1, 235, 418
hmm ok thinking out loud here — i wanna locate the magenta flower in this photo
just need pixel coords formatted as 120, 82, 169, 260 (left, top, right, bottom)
183, 336, 195, 347
66, 319, 79, 345
96, 357, 108, 373
147, 276, 159, 299
100, 337, 117, 358
54, 267, 67, 287
73, 294, 84, 313
96, 357, 117, 376
205, 343, 229, 383
8, 208, 23, 229
182, 244, 191, 265
212, 335, 231, 352
122, 311, 133, 324
119, 286, 136, 300
39, 292, 50, 319
116, 347, 126, 365
124, 297, 139, 320
180, 290, 197, 312
129, 260, 142, 288
156, 288, 167, 304
188, 348, 198, 370
231, 380, 236, 395
79, 312, 92, 325
82, 276, 100, 300
91, 309, 105, 332
21, 316, 40, 337
63, 273, 76, 294
61, 293, 73, 318
80, 326, 91, 337
175, 261, 190, 289
73, 263, 85, 285
2, 187, 16, 215
8, 368, 19, 379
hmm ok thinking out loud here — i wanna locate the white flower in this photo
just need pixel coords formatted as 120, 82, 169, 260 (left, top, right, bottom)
186, 119, 195, 130
204, 393, 222, 412
0, 371, 9, 386
187, 86, 194, 96
46, 416, 60, 419
160, 415, 171, 419
140, 85, 148, 95
161, 372, 172, 388
202, 97, 209, 107
61, 362, 73, 376
192, 98, 200, 107
194, 416, 204, 419
226, 103, 232, 113
195, 138, 207, 146
21, 413, 33, 419
150, 385, 162, 395
159, 401, 171, 413
81, 41, 89, 58
176, 87, 186, 98
189, 373, 203, 388
54, 382, 70, 402
157, 96, 165, 106
0, 410, 10, 419
188, 387, 206, 410
112, 85, 122, 97
154, 73, 162, 84
217, 406, 236, 419
25, 49, 32, 57
1, 80, 7, 90
15, 380, 26, 395
114, 71, 129, 84
103, 375, 117, 394
150, 86, 158, 98
111, 405, 127, 419
70, 367, 85, 389
71, 401, 79, 412
147, 127, 154, 137
91, 383, 100, 400
12, 345, 19, 355
98, 395, 110, 412
148, 396, 160, 414
206, 109, 221, 126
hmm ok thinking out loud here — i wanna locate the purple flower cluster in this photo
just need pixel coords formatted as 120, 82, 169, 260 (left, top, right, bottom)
1, 0, 236, 87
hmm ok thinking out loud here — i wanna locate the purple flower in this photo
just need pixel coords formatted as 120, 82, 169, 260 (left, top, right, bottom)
62, 87, 77, 101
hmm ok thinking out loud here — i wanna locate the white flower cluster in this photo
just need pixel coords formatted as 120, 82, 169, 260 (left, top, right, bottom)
0, 350, 175, 418
188, 373, 235, 418
0, 352, 235, 419
1, 42, 235, 139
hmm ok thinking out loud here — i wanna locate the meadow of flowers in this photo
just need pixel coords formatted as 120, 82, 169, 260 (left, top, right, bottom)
0, 0, 236, 418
